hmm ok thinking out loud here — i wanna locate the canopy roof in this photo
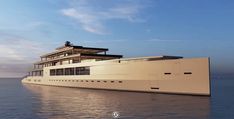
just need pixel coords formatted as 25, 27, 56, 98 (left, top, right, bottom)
40, 45, 108, 58
35, 53, 122, 65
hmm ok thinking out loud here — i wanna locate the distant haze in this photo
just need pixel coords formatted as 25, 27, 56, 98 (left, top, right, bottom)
0, 0, 234, 77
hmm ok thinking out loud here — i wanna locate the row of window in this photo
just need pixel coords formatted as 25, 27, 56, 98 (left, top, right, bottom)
27, 79, 41, 82
48, 79, 123, 83
164, 72, 192, 75
50, 67, 90, 76
29, 71, 43, 76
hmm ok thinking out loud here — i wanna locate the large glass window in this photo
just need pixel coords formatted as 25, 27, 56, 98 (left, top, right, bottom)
84, 67, 90, 75
75, 67, 80, 75
76, 67, 90, 75
50, 67, 90, 76
56, 69, 64, 75
31, 70, 43, 76
50, 69, 55, 76
65, 68, 75, 75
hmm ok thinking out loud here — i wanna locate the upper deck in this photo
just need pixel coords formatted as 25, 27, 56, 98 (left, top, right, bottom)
28, 41, 183, 77
34, 41, 122, 67
40, 45, 109, 58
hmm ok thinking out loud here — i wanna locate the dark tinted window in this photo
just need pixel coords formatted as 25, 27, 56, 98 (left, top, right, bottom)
56, 69, 64, 75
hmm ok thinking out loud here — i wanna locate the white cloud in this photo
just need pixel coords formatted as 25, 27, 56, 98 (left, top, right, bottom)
0, 45, 24, 61
0, 40, 43, 63
82, 39, 126, 44
148, 38, 184, 42
0, 32, 52, 77
26, 21, 47, 30
0, 37, 49, 63
61, 0, 146, 34
0, 21, 47, 31
0, 63, 31, 77
0, 18, 63, 77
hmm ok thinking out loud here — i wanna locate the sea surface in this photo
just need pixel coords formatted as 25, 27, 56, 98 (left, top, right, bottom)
0, 75, 234, 119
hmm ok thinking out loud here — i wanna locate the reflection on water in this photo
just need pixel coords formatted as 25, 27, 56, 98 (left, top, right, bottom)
23, 84, 210, 119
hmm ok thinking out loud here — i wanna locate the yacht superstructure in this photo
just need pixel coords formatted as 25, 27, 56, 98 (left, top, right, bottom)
22, 41, 211, 96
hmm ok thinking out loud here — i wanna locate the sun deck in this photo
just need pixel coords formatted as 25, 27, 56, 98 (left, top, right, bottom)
35, 41, 122, 66
29, 41, 123, 76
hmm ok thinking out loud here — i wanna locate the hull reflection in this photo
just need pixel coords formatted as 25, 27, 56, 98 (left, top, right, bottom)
23, 84, 211, 119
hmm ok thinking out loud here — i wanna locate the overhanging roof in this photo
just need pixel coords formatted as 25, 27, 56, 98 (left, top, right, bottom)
118, 56, 183, 61
40, 46, 109, 58
35, 53, 122, 65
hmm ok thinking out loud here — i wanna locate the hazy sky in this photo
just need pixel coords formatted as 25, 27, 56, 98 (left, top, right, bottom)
0, 0, 234, 77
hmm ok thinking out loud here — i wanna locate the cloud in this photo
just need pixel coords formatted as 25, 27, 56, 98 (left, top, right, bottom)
0, 32, 52, 77
148, 38, 185, 42
0, 21, 47, 31
0, 44, 24, 61
0, 33, 48, 62
26, 21, 47, 30
0, 63, 31, 77
0, 19, 59, 77
81, 39, 126, 44
61, 0, 146, 34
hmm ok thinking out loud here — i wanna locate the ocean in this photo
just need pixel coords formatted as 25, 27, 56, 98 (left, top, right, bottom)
0, 76, 233, 119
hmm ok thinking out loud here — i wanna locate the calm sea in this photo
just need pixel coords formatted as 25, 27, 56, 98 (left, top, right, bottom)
0, 76, 234, 119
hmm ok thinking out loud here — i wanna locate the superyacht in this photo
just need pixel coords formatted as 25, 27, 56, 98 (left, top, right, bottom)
22, 41, 210, 96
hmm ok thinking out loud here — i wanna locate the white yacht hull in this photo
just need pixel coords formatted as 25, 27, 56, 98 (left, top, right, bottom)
22, 57, 211, 96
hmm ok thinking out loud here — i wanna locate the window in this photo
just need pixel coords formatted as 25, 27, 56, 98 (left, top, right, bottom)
151, 87, 159, 90
31, 70, 43, 76
50, 67, 90, 76
119, 81, 122, 83
75, 67, 80, 75
56, 69, 64, 75
84, 67, 90, 75
50, 69, 55, 76
164, 73, 171, 75
184, 72, 192, 75
76, 67, 90, 75
65, 68, 74, 75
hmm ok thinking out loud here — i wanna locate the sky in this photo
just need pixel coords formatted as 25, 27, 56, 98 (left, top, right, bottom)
0, 0, 234, 77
